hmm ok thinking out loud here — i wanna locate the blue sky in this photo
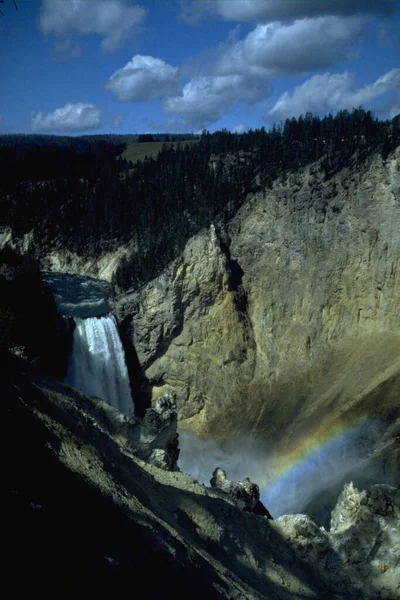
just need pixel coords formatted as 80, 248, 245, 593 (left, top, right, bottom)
1, 0, 399, 134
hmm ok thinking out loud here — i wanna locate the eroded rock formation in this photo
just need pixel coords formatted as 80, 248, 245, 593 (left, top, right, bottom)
210, 467, 273, 518
114, 149, 400, 462
139, 390, 180, 470
275, 482, 400, 600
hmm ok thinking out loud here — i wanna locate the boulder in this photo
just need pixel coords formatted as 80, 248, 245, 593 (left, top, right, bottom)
210, 467, 273, 518
137, 390, 180, 470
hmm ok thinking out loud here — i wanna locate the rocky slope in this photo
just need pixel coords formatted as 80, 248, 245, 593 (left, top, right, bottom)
0, 225, 129, 282
114, 149, 399, 470
5, 355, 399, 599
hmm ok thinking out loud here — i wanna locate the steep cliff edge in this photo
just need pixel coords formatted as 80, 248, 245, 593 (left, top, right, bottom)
114, 149, 399, 492
4, 355, 399, 599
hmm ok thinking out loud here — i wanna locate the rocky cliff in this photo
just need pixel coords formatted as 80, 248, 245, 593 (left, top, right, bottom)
114, 149, 399, 447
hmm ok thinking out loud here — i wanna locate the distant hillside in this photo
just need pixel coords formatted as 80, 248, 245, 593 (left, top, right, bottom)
121, 139, 198, 165
0, 132, 197, 150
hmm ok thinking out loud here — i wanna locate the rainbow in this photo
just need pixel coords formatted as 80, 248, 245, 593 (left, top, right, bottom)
260, 415, 372, 516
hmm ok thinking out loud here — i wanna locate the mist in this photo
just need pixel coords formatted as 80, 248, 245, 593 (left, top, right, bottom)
178, 420, 389, 526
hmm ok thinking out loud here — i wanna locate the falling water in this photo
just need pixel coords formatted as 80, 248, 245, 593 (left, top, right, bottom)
42, 273, 134, 415
65, 315, 134, 415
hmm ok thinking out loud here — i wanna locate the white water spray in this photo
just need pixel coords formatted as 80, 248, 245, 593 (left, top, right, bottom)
65, 315, 134, 415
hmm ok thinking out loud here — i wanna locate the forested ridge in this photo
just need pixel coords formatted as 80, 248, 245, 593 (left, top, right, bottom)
0, 132, 197, 150
1, 109, 398, 291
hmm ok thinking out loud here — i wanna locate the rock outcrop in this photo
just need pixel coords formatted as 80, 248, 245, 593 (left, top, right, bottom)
210, 467, 273, 518
114, 222, 256, 426
61, 379, 180, 472
139, 390, 180, 470
275, 482, 400, 600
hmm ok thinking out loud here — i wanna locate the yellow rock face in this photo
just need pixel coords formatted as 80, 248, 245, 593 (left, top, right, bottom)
117, 150, 399, 462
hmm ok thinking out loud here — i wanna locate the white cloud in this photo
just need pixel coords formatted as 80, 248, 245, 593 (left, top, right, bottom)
112, 114, 124, 129
106, 55, 181, 101
268, 68, 400, 119
180, 0, 397, 24
164, 74, 271, 129
216, 17, 365, 78
31, 103, 103, 132
40, 0, 147, 53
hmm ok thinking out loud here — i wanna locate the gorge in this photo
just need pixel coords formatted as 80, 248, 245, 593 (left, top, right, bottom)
2, 124, 399, 598
36, 144, 399, 529
113, 146, 400, 523
2, 0, 400, 590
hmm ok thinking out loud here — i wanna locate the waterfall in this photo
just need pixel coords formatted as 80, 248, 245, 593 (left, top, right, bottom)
65, 315, 134, 415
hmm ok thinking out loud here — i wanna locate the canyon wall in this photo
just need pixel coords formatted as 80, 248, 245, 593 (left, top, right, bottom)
115, 149, 400, 451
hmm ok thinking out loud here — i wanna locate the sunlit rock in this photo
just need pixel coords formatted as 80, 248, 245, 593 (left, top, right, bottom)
210, 467, 273, 518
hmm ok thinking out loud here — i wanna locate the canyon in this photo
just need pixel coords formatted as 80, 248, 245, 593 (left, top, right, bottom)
2, 146, 399, 598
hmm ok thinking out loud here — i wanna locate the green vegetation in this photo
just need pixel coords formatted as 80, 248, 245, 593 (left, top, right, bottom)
0, 109, 398, 292
121, 139, 198, 165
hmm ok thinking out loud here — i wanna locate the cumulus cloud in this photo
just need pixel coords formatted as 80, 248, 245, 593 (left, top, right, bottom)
267, 68, 400, 119
164, 74, 271, 129
31, 103, 103, 132
180, 0, 397, 24
215, 17, 365, 78
40, 0, 147, 53
176, 13, 368, 128
106, 55, 181, 102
